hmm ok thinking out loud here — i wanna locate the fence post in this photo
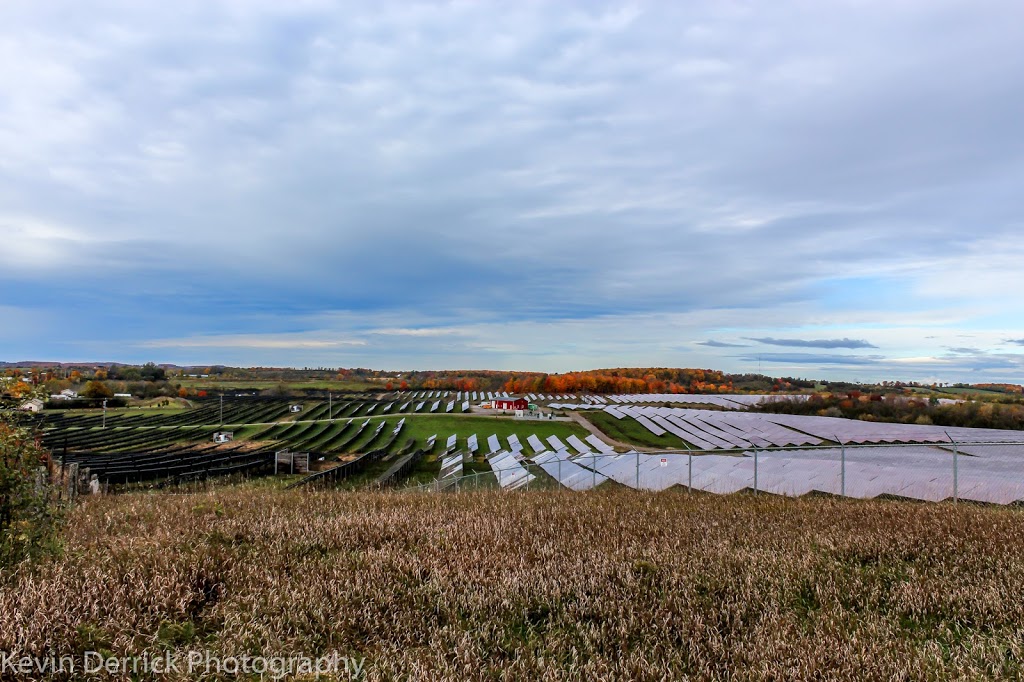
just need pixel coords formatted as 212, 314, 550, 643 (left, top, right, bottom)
558, 456, 562, 490
836, 435, 845, 498
953, 440, 959, 504
688, 452, 693, 494
753, 446, 758, 496
635, 450, 640, 491
945, 431, 958, 504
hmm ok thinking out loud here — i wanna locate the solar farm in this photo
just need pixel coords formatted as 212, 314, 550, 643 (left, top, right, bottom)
31, 389, 1024, 505
459, 402, 1024, 504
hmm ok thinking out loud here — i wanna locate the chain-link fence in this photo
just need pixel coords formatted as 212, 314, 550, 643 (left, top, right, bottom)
403, 440, 1024, 504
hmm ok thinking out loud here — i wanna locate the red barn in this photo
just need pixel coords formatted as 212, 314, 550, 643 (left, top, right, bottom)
494, 397, 528, 411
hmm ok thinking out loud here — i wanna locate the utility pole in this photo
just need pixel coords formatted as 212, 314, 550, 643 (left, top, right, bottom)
329, 392, 333, 420
220, 394, 224, 426
102, 399, 107, 428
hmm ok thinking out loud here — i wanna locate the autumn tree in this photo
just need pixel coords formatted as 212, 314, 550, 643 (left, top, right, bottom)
82, 381, 113, 400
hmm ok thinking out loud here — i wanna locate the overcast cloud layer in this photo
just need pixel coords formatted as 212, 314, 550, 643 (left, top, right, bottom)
2, 1, 1023, 382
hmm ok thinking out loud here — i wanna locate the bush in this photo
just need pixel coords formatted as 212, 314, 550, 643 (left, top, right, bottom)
0, 417, 63, 568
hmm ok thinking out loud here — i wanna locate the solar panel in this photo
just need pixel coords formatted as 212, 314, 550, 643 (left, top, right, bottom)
527, 434, 546, 454
546, 435, 568, 452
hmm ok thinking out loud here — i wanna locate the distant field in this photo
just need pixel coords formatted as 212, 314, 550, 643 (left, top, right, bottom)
4, 490, 1022, 680
177, 378, 379, 392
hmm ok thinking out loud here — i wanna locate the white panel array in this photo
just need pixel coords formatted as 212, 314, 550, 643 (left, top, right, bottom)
430, 401, 440, 413
462, 401, 470, 412
527, 434, 546, 454
446, 401, 454, 413
487, 434, 501, 453
565, 435, 592, 455
532, 449, 607, 490
445, 434, 457, 451
439, 453, 463, 482
487, 451, 535, 490
467, 434, 479, 453
507, 434, 523, 452
585, 434, 615, 453
546, 435, 568, 452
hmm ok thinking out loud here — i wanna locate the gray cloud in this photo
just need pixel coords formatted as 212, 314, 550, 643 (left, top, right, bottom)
738, 353, 885, 367
746, 337, 878, 349
0, 2, 1022, 381
696, 340, 748, 348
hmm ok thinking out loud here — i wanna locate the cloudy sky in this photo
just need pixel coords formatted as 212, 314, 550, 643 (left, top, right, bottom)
2, 1, 1023, 382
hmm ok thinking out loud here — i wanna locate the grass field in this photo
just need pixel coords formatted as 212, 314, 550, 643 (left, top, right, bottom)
396, 413, 590, 453
3, 490, 1023, 680
585, 410, 692, 449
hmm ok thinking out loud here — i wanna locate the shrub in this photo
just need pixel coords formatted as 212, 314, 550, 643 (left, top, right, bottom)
0, 417, 63, 568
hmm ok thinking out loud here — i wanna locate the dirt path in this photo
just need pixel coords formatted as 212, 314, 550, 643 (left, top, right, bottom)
567, 411, 664, 453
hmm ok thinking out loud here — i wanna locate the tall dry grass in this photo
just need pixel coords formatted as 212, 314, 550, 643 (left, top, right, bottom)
1, 490, 1023, 680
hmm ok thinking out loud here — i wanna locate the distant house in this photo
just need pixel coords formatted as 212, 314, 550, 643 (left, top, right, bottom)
494, 397, 529, 411
20, 398, 44, 413
113, 393, 132, 398
60, 389, 78, 399
50, 393, 71, 401
289, 404, 303, 413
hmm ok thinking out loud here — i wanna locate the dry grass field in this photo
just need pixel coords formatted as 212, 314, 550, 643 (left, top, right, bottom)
2, 490, 1024, 680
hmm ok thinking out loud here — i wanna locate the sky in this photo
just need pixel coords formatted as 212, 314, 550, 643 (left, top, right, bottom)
2, 1, 1024, 383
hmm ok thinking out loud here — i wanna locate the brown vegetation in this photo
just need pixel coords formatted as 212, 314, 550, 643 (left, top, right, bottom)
2, 491, 1023, 680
